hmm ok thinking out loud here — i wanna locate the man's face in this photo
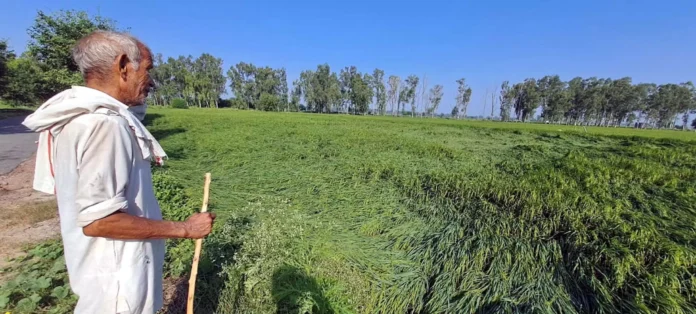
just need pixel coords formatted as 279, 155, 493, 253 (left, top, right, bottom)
120, 43, 154, 106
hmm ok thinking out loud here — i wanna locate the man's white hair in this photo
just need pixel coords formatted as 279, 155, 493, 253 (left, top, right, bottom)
72, 30, 143, 78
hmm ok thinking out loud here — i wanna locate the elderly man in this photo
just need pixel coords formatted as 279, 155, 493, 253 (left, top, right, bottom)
22, 31, 215, 314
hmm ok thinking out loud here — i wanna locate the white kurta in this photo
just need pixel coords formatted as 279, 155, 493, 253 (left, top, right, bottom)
52, 110, 165, 314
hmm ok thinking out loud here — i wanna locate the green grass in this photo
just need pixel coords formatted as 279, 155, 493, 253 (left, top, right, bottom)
143, 108, 696, 313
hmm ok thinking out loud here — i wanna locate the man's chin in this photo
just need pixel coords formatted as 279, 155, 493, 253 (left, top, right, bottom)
128, 102, 148, 121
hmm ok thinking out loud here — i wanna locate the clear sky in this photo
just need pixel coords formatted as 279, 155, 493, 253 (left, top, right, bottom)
1, 0, 695, 115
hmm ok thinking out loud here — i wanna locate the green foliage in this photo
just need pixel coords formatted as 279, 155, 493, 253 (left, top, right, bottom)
512, 78, 540, 122
3, 57, 42, 106
1, 10, 118, 106
145, 108, 696, 313
0, 39, 14, 95
226, 62, 287, 110
371, 69, 386, 115
0, 241, 77, 314
25, 10, 118, 100
386, 75, 400, 116
428, 84, 444, 116
150, 54, 226, 108
404, 75, 419, 117
455, 78, 472, 118
151, 171, 198, 277
350, 73, 373, 115
230, 97, 247, 109
258, 92, 280, 111
170, 98, 188, 109
27, 10, 116, 73
337, 66, 374, 114
450, 104, 459, 117
294, 64, 342, 113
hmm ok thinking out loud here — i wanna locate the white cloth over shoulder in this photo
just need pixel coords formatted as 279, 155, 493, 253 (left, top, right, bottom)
22, 86, 166, 194
22, 87, 167, 314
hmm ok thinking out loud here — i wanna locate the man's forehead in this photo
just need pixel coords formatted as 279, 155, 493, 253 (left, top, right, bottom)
137, 42, 153, 62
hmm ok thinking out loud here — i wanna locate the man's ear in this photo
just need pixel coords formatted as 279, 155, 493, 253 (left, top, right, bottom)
117, 53, 129, 80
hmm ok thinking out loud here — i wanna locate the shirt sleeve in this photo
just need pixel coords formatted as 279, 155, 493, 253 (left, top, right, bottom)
73, 115, 134, 227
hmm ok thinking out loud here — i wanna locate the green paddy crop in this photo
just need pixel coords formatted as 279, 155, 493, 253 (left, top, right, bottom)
141, 109, 696, 313
5, 109, 691, 314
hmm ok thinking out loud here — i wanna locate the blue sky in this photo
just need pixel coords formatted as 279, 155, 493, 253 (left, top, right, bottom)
1, 0, 695, 115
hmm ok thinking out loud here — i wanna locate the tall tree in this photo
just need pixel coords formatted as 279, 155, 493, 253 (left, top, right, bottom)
455, 78, 472, 118
405, 75, 419, 117
398, 82, 408, 116
227, 62, 257, 109
419, 75, 428, 117
351, 73, 374, 115
428, 84, 444, 117
387, 75, 400, 116
276, 68, 289, 111
633, 83, 655, 127
27, 10, 118, 100
193, 53, 225, 108
678, 82, 696, 130
0, 40, 15, 96
648, 82, 695, 128
451, 104, 459, 117
371, 69, 386, 115
499, 81, 513, 121
512, 78, 540, 122
294, 64, 341, 113
3, 57, 42, 106
339, 66, 358, 113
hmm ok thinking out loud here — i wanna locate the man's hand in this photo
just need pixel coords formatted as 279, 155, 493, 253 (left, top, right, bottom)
184, 213, 216, 239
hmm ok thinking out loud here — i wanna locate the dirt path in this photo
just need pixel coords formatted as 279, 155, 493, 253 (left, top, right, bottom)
0, 155, 60, 270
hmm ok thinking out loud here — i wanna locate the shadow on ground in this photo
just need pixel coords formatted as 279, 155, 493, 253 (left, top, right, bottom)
0, 108, 33, 121
160, 254, 234, 314
0, 110, 34, 135
272, 265, 334, 314
143, 113, 186, 141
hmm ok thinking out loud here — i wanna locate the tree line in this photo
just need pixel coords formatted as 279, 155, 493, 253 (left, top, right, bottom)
1, 10, 695, 129
498, 76, 696, 128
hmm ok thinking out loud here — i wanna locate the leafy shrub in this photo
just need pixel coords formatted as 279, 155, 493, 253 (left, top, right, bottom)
151, 171, 198, 277
257, 93, 280, 111
152, 171, 194, 221
0, 241, 76, 314
170, 98, 188, 109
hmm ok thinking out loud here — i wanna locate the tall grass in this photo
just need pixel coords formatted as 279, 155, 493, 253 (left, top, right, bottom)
147, 109, 696, 313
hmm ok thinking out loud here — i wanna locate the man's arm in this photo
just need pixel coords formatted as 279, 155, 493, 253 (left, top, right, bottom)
62, 116, 216, 239
83, 212, 216, 239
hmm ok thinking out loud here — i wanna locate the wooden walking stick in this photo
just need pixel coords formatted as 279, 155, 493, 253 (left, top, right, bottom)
186, 173, 211, 314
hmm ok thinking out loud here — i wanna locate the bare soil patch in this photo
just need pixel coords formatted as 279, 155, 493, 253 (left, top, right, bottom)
0, 155, 60, 270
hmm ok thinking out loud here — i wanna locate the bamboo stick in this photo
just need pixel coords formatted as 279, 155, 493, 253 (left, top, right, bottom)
186, 173, 211, 314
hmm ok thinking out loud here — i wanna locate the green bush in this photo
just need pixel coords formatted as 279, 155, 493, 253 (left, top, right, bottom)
0, 241, 77, 314
170, 98, 188, 109
257, 93, 280, 111
151, 171, 198, 277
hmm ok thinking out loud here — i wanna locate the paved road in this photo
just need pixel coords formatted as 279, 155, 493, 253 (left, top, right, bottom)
0, 116, 38, 175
